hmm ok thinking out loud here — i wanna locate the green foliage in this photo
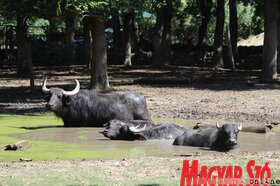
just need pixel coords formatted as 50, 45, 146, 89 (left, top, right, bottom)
58, 0, 109, 17
0, 0, 266, 46
172, 0, 200, 44
237, 1, 264, 38
137, 14, 155, 40
0, 0, 45, 17
171, 0, 264, 45
28, 18, 49, 39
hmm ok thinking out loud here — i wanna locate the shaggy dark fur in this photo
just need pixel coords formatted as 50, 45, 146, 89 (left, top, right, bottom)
101, 119, 187, 140
173, 124, 241, 151
45, 89, 151, 127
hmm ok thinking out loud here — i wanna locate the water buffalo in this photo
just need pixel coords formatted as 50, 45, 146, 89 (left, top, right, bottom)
173, 123, 242, 151
42, 79, 151, 127
101, 119, 186, 140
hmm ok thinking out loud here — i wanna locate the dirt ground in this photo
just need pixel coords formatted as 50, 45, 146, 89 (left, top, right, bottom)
1, 65, 280, 125
0, 151, 280, 185
238, 33, 264, 46
1, 65, 280, 185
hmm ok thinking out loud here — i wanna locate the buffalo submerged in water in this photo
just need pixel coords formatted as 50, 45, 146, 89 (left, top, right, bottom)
173, 123, 242, 151
101, 119, 187, 140
42, 79, 151, 127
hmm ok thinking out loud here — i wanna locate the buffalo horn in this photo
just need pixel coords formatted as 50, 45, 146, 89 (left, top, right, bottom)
42, 78, 50, 93
118, 121, 126, 125
62, 79, 80, 96
238, 124, 242, 131
216, 122, 222, 128
129, 124, 146, 133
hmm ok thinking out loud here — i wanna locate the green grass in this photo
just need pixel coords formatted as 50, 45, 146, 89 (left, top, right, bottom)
0, 154, 279, 186
0, 114, 133, 161
0, 114, 198, 162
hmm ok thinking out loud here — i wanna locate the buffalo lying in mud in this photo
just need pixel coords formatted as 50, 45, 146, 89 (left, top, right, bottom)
42, 79, 151, 127
101, 119, 186, 140
173, 123, 242, 151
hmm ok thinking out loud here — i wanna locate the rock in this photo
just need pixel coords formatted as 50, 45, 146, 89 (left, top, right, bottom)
242, 124, 273, 133
193, 122, 273, 133
4, 140, 29, 151
19, 158, 32, 162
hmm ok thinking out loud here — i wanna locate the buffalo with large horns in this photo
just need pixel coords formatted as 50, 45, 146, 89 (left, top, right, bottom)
42, 79, 151, 127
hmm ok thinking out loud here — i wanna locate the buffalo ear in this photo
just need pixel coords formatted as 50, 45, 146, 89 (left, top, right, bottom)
62, 96, 71, 107
120, 125, 129, 133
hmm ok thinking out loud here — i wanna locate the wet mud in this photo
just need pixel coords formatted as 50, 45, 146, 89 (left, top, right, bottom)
11, 127, 280, 158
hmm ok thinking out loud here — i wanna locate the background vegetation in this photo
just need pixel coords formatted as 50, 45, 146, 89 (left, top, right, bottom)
0, 0, 278, 91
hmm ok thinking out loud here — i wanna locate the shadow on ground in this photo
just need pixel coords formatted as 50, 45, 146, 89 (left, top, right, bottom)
1, 65, 280, 115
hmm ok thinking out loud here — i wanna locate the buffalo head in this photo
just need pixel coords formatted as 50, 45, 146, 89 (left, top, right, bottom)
216, 123, 242, 147
42, 79, 80, 113
101, 119, 146, 140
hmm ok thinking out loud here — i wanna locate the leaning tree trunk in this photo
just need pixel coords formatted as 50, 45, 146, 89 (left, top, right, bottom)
90, 16, 110, 90
212, 0, 225, 68
226, 28, 235, 73
46, 18, 54, 63
229, 0, 240, 64
83, 16, 92, 68
16, 15, 28, 75
123, 12, 134, 66
65, 16, 75, 65
112, 8, 122, 64
25, 41, 34, 91
277, 6, 280, 73
132, 19, 141, 51
16, 15, 34, 91
153, 2, 172, 66
262, 0, 279, 80
198, 0, 212, 49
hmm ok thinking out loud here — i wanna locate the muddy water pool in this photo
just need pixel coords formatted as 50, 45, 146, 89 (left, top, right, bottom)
11, 127, 280, 158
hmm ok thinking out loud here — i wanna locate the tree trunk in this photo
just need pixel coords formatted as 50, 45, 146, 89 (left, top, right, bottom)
226, 28, 235, 73
277, 5, 280, 73
212, 0, 225, 68
16, 15, 34, 91
133, 19, 141, 50
198, 0, 212, 49
90, 16, 110, 90
65, 16, 75, 65
25, 41, 35, 91
229, 0, 240, 64
83, 16, 92, 68
46, 18, 55, 63
112, 8, 122, 64
262, 0, 278, 80
123, 12, 134, 66
5, 27, 14, 51
16, 15, 28, 75
153, 2, 172, 66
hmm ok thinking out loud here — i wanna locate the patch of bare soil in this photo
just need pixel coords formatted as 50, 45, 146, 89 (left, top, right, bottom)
238, 32, 264, 46
1, 65, 280, 125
